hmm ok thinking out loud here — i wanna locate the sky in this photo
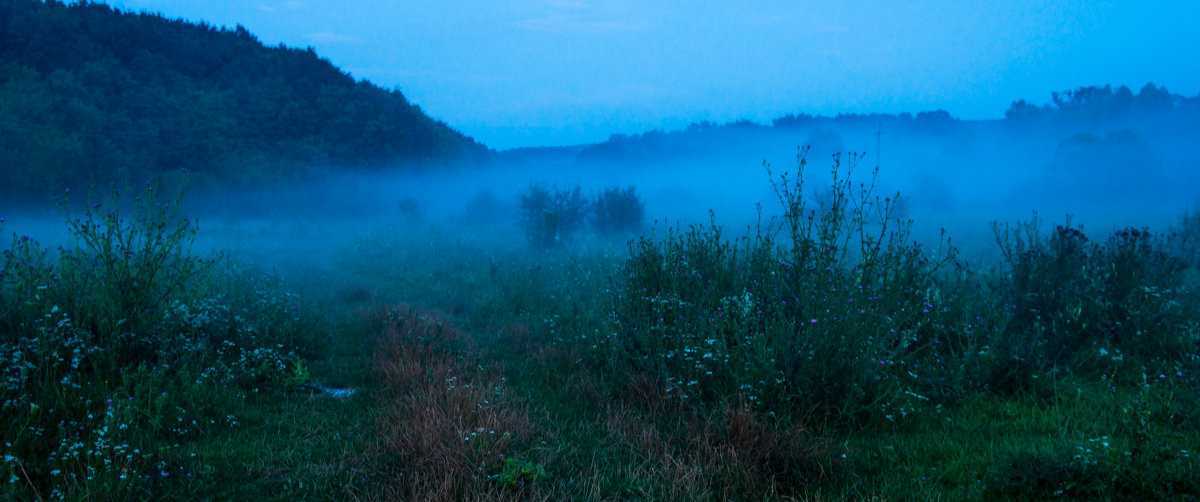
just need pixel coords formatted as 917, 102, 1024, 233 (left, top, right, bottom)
106, 0, 1200, 150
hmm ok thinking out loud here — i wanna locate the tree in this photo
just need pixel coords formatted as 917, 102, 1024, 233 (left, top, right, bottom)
518, 184, 588, 249
592, 186, 645, 237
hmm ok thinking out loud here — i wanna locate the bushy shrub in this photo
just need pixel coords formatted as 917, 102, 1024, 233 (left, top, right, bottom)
600, 149, 961, 424
462, 189, 506, 227
55, 177, 217, 363
991, 215, 1195, 386
397, 195, 423, 222
518, 184, 588, 249
1169, 204, 1200, 268
0, 176, 321, 499
592, 186, 644, 237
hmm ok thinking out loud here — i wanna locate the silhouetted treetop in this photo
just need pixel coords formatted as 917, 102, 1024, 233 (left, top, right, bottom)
1005, 83, 1198, 122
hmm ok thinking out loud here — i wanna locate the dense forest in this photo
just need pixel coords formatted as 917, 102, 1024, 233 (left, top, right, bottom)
0, 0, 490, 203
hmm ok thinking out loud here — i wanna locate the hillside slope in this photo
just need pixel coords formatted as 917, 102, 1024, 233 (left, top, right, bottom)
0, 0, 490, 201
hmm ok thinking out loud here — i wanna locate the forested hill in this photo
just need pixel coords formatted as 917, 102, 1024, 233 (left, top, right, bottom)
0, 0, 490, 202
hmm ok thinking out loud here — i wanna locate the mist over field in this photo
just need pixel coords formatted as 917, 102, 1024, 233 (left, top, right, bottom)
4, 1, 1200, 500
8, 93, 1196, 316
150, 93, 1200, 279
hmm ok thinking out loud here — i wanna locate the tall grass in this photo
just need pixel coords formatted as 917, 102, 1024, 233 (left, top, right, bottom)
364, 304, 542, 500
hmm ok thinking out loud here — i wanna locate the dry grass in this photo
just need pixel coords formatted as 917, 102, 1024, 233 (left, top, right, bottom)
361, 305, 545, 501
358, 305, 844, 501
597, 391, 834, 501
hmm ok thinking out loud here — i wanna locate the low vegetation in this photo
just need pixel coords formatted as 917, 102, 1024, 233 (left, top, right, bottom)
2, 150, 1198, 500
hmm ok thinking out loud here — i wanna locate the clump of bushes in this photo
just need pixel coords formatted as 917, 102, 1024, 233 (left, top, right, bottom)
595, 144, 1200, 429
990, 214, 1196, 390
599, 149, 961, 424
518, 185, 588, 249
462, 189, 506, 227
1170, 203, 1200, 268
592, 186, 645, 238
518, 184, 645, 249
397, 195, 423, 222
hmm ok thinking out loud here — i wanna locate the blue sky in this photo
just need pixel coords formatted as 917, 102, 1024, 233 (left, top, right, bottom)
108, 1, 1200, 149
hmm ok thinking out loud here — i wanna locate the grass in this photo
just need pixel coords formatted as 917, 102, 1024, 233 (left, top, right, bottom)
2, 154, 1198, 500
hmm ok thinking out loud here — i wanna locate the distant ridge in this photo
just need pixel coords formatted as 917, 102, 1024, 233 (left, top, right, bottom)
571, 83, 1199, 166
0, 0, 491, 201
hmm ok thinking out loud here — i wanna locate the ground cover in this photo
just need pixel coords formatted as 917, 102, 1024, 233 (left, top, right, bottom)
3, 157, 1197, 500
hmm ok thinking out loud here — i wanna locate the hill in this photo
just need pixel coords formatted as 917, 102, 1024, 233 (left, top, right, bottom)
0, 0, 490, 202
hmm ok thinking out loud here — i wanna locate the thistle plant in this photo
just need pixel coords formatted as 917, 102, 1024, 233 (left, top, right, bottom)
603, 148, 960, 424
56, 172, 219, 364
991, 214, 1195, 384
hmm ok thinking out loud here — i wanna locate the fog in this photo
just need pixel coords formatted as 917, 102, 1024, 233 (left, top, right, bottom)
4, 96, 1198, 287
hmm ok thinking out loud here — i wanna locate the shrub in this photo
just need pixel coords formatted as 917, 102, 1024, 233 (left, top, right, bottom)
991, 215, 1195, 385
54, 176, 218, 364
601, 148, 960, 425
498, 458, 548, 487
397, 195, 423, 222
990, 216, 1096, 378
518, 184, 588, 249
1169, 204, 1200, 268
462, 189, 506, 227
0, 176, 321, 500
592, 186, 645, 237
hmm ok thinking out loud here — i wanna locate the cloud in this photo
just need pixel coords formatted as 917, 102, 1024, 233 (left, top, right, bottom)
516, 0, 647, 33
546, 0, 588, 8
516, 14, 642, 33
306, 32, 360, 44
258, 2, 305, 13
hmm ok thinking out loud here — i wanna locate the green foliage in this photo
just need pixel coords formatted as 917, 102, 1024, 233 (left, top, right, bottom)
592, 186, 645, 237
0, 180, 321, 500
601, 149, 960, 424
991, 215, 1196, 389
0, 0, 489, 202
191, 157, 1196, 500
518, 184, 589, 249
56, 177, 215, 360
986, 380, 1200, 500
1170, 204, 1200, 269
497, 458, 548, 486
5, 144, 1197, 499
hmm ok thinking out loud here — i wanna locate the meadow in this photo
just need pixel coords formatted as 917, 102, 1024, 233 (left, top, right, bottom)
2, 152, 1198, 500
